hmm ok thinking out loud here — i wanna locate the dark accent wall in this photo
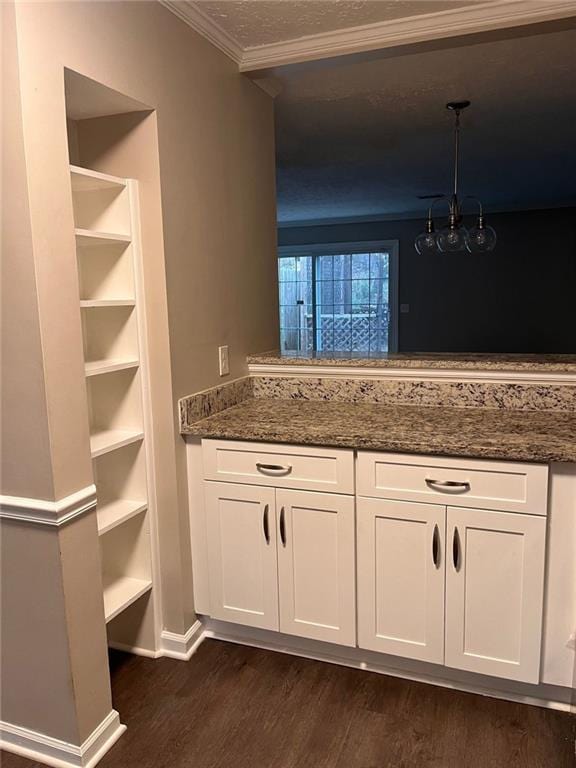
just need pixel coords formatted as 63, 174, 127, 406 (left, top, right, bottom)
278, 208, 576, 353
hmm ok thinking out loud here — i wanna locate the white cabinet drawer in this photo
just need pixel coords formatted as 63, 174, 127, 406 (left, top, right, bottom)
202, 439, 354, 495
357, 452, 548, 515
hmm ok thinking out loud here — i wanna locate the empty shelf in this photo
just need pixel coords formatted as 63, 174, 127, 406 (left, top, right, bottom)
70, 165, 126, 191
80, 299, 136, 308
75, 228, 131, 247
97, 499, 148, 536
90, 429, 144, 458
102, 575, 152, 623
85, 359, 139, 377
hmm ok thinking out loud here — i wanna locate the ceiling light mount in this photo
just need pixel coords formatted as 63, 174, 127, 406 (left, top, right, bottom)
415, 100, 497, 255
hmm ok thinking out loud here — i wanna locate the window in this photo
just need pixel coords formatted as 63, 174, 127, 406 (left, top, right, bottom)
278, 241, 398, 355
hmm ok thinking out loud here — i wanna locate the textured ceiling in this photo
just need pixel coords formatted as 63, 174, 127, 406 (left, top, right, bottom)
273, 28, 576, 223
199, 1, 478, 48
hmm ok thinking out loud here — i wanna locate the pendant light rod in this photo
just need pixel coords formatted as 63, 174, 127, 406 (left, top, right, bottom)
446, 100, 470, 213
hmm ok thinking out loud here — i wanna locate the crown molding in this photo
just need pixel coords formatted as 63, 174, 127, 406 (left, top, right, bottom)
160, 0, 576, 72
0, 484, 97, 527
240, 0, 576, 71
159, 0, 243, 64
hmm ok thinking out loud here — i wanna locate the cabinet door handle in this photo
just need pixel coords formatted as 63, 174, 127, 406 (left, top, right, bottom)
263, 504, 270, 545
452, 526, 461, 571
432, 523, 441, 568
256, 463, 292, 476
279, 506, 286, 547
426, 478, 470, 493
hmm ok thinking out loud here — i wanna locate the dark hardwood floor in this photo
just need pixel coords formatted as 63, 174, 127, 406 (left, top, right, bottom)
3, 639, 575, 768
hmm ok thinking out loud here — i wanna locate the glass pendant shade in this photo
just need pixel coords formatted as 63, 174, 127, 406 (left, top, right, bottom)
466, 219, 497, 253
436, 224, 469, 252
415, 225, 438, 255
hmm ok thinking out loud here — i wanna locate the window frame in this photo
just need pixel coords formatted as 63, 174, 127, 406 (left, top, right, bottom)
277, 239, 399, 354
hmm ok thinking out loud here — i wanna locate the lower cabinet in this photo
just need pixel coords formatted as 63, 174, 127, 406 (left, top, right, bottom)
205, 482, 279, 630
445, 506, 546, 684
199, 443, 549, 687
277, 489, 355, 646
357, 498, 547, 683
205, 481, 356, 646
357, 498, 446, 663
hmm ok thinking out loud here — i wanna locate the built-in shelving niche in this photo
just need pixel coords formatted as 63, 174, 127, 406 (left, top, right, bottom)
70, 161, 159, 654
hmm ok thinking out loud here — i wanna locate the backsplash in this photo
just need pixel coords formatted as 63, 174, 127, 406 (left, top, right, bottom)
251, 376, 576, 412
178, 376, 253, 430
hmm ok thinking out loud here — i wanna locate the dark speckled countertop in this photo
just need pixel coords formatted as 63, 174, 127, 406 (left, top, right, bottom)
181, 398, 576, 463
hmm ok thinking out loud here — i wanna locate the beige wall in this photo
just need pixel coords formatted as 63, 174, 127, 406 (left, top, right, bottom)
2, 0, 278, 745
1, 0, 54, 500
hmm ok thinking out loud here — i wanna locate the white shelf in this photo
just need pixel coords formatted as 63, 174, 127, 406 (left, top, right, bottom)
102, 574, 153, 623
75, 228, 131, 247
70, 165, 127, 192
97, 499, 147, 536
90, 429, 144, 458
80, 299, 136, 308
85, 359, 139, 377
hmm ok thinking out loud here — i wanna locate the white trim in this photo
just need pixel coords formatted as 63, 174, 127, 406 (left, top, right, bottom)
0, 710, 126, 768
159, 0, 576, 72
160, 619, 205, 660
248, 363, 576, 386
107, 640, 162, 659
158, 0, 243, 63
239, 1, 576, 71
0, 485, 97, 527
204, 620, 573, 712
126, 179, 164, 655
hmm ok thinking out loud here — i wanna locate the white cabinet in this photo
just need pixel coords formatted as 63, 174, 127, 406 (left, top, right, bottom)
357, 498, 445, 663
205, 482, 279, 630
205, 482, 355, 645
196, 440, 550, 687
357, 496, 547, 683
445, 506, 546, 684
277, 489, 355, 646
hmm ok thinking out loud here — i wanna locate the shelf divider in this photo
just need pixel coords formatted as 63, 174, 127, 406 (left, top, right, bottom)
102, 575, 153, 623
90, 429, 144, 458
97, 499, 148, 536
80, 299, 136, 308
85, 360, 139, 377
75, 228, 131, 247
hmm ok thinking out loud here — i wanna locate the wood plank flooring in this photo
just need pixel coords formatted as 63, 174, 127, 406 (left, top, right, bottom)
2, 639, 575, 768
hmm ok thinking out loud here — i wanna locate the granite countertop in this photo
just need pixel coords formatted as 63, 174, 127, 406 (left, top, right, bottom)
181, 398, 576, 463
247, 351, 576, 373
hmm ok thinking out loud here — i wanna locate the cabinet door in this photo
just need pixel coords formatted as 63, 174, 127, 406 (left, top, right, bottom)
357, 497, 446, 664
445, 506, 546, 683
277, 489, 356, 646
205, 482, 278, 630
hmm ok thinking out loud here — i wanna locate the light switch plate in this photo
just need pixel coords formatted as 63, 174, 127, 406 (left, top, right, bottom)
218, 345, 229, 376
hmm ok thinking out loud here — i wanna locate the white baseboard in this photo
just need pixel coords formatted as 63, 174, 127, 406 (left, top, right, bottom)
0, 709, 126, 768
108, 640, 162, 659
204, 619, 574, 712
160, 619, 205, 660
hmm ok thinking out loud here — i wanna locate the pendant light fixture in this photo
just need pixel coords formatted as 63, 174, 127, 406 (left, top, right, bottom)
415, 101, 497, 255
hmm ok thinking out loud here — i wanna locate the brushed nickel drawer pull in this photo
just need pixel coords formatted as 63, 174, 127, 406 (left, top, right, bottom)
256, 462, 292, 476
426, 478, 470, 493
